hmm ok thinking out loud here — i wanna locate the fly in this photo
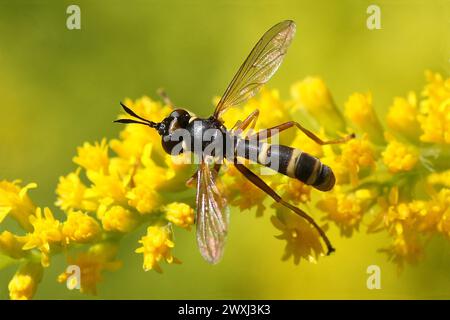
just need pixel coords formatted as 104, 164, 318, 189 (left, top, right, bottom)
115, 20, 354, 263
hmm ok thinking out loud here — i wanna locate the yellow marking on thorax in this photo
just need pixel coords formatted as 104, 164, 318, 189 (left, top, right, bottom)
188, 116, 198, 123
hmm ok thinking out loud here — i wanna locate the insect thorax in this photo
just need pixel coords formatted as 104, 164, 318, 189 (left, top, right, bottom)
162, 117, 234, 161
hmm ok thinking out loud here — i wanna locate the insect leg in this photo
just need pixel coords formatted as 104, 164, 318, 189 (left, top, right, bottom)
231, 109, 260, 135
186, 171, 198, 188
233, 162, 335, 255
249, 121, 355, 145
157, 88, 174, 107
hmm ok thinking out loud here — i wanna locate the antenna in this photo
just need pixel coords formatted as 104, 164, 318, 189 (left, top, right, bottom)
114, 102, 159, 128
113, 119, 150, 126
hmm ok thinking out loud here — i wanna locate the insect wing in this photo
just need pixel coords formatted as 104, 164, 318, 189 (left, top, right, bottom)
214, 20, 296, 118
196, 161, 229, 264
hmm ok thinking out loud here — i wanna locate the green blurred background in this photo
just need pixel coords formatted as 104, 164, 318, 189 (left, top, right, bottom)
1, 0, 450, 299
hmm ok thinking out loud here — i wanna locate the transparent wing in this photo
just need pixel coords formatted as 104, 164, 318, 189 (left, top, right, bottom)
196, 161, 229, 264
214, 20, 296, 119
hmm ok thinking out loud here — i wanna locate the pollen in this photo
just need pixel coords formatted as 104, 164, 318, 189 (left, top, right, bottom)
164, 202, 195, 230
55, 169, 94, 212
22, 207, 63, 267
62, 210, 101, 244
100, 205, 138, 233
382, 140, 419, 173
135, 226, 178, 272
73, 139, 110, 172
8, 262, 43, 300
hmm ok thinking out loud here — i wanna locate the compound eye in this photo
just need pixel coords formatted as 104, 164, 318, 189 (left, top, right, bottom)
170, 109, 189, 118
168, 117, 180, 132
169, 109, 190, 129
161, 133, 184, 155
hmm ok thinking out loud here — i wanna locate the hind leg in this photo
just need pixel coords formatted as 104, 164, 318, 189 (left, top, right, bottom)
249, 121, 355, 144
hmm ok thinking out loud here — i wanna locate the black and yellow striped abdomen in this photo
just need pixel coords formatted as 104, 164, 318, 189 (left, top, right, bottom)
235, 139, 335, 191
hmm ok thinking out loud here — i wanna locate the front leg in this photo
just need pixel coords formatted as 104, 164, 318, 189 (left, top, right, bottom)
231, 109, 260, 137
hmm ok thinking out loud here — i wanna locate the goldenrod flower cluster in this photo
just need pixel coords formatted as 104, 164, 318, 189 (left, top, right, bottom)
1, 71, 449, 299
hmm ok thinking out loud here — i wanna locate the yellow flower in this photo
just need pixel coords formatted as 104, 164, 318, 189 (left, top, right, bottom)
377, 187, 413, 229
428, 170, 450, 188
220, 88, 289, 143
379, 229, 423, 272
164, 202, 195, 230
438, 209, 450, 238
223, 165, 267, 217
417, 104, 450, 144
8, 262, 43, 300
123, 96, 172, 124
320, 146, 348, 186
317, 188, 372, 237
386, 92, 420, 141
126, 145, 169, 214
0, 180, 37, 230
421, 71, 450, 112
62, 211, 101, 244
110, 96, 171, 160
377, 186, 424, 264
409, 200, 434, 231
417, 71, 450, 144
291, 77, 346, 133
134, 144, 173, 188
0, 231, 27, 259
372, 186, 425, 271
271, 208, 325, 264
55, 169, 97, 212
22, 207, 63, 267
100, 205, 138, 233
73, 139, 109, 172
135, 225, 178, 272
127, 185, 161, 215
220, 104, 247, 133
57, 243, 122, 295
342, 135, 376, 172
382, 139, 419, 173
159, 154, 195, 192
344, 92, 384, 145
384, 203, 418, 230
274, 176, 312, 205
433, 188, 450, 237
111, 127, 159, 162
290, 129, 324, 157
85, 168, 128, 207
324, 135, 376, 185
246, 88, 289, 131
